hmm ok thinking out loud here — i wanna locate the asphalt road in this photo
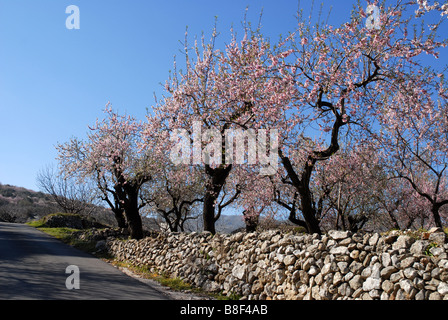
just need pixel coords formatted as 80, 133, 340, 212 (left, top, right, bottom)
0, 222, 170, 300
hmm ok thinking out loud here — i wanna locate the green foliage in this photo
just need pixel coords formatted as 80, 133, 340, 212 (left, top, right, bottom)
221, 291, 242, 300
424, 242, 439, 256
291, 226, 307, 234
26, 218, 46, 228
158, 277, 192, 291
111, 260, 195, 291
26, 215, 106, 256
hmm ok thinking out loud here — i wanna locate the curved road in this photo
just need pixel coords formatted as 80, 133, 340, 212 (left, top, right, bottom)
0, 222, 170, 300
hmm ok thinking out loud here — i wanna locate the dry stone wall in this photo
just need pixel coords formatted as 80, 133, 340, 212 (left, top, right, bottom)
106, 228, 448, 300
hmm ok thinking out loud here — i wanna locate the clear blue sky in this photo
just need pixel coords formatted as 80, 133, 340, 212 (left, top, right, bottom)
0, 0, 446, 192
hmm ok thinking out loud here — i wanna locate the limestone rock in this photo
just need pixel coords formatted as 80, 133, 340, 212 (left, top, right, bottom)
363, 277, 381, 291
232, 265, 247, 280
328, 230, 351, 240
392, 235, 414, 250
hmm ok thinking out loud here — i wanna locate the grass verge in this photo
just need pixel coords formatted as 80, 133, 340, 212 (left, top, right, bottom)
108, 260, 233, 300
26, 218, 107, 257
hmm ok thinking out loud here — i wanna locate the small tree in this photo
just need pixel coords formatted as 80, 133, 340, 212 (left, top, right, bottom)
144, 164, 204, 232
36, 164, 96, 215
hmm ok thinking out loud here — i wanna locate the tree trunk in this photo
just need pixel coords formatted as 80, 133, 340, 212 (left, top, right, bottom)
113, 208, 127, 229
202, 164, 232, 234
126, 209, 143, 239
110, 156, 149, 240
243, 210, 259, 232
278, 97, 347, 235
385, 206, 401, 230
288, 211, 308, 231
123, 187, 144, 239
431, 203, 443, 229
114, 181, 144, 240
203, 193, 217, 234
279, 153, 322, 234
297, 181, 322, 234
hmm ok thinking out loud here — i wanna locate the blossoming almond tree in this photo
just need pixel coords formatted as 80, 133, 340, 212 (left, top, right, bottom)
57, 104, 161, 239
152, 24, 289, 234
312, 143, 382, 231
267, 0, 447, 234
310, 141, 436, 232
376, 69, 448, 228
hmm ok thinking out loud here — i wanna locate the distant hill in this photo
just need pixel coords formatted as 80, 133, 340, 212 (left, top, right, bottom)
0, 183, 117, 226
183, 213, 298, 234
182, 214, 247, 234
216, 214, 247, 233
0, 183, 57, 223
